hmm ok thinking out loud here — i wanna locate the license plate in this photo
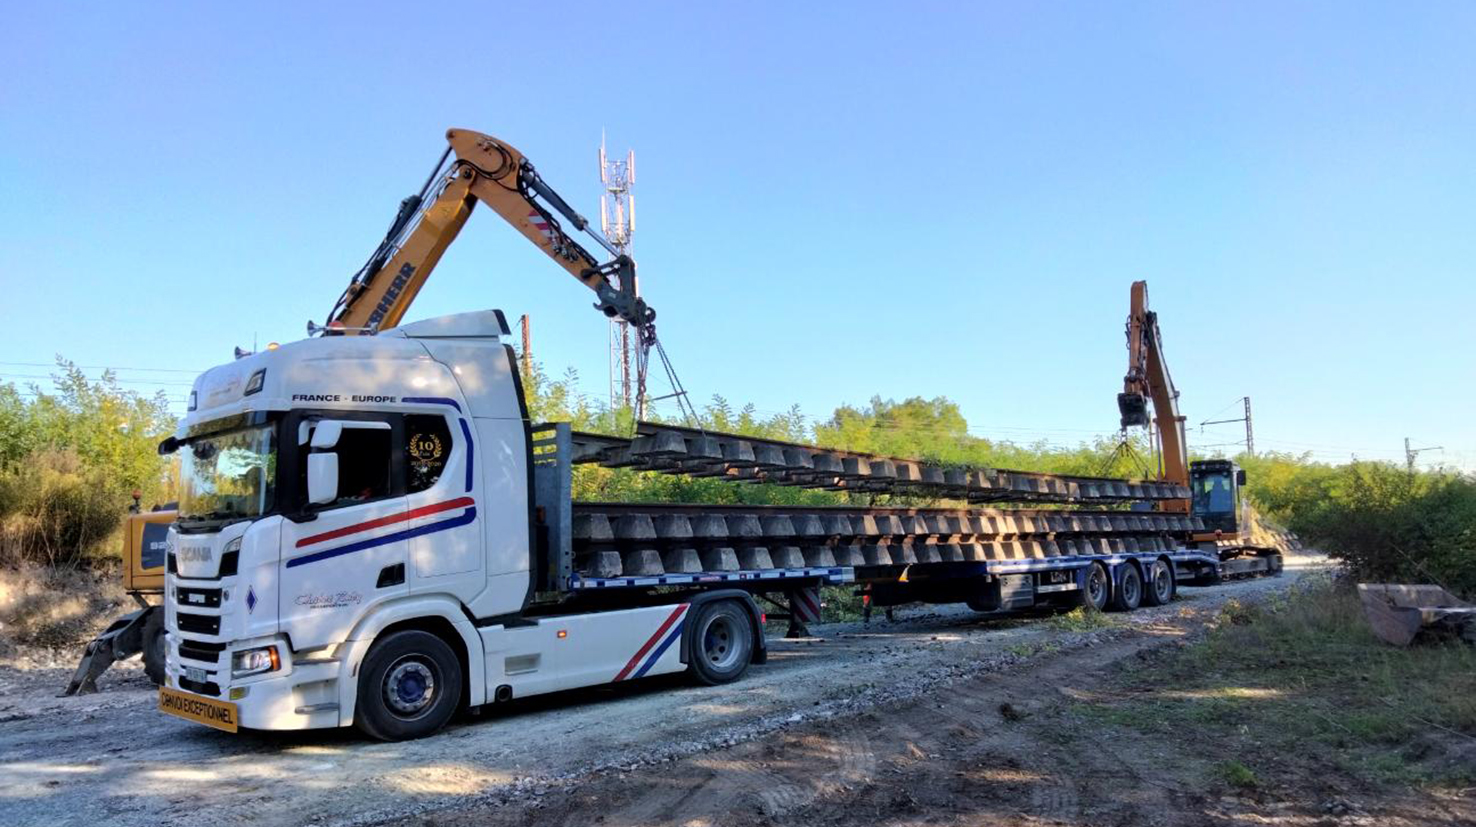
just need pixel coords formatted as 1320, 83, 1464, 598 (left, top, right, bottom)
185, 666, 207, 684
159, 687, 239, 733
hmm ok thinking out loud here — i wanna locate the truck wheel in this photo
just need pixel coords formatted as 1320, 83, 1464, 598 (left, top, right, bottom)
1079, 562, 1110, 612
1142, 559, 1175, 607
1110, 564, 1143, 612
141, 608, 166, 685
688, 601, 754, 686
355, 630, 463, 742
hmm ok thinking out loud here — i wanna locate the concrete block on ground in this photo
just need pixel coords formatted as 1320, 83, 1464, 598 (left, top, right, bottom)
916, 544, 944, 563
737, 546, 774, 570
920, 466, 946, 485
662, 548, 703, 573
862, 544, 893, 565
833, 545, 866, 566
894, 544, 919, 564
873, 515, 903, 536
621, 549, 664, 576
802, 546, 836, 567
614, 515, 657, 541
770, 546, 805, 568
699, 547, 740, 571
958, 543, 984, 562
579, 550, 622, 578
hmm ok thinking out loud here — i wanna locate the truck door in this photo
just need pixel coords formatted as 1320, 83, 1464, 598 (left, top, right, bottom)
404, 413, 482, 580
279, 417, 408, 651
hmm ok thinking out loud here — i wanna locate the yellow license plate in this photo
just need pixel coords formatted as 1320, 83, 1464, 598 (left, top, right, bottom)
159, 687, 239, 733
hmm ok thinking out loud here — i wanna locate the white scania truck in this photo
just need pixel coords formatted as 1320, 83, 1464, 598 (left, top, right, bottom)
159, 311, 774, 740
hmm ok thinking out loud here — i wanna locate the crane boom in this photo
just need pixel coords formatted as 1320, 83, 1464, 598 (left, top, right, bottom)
324, 129, 653, 334
1117, 280, 1190, 505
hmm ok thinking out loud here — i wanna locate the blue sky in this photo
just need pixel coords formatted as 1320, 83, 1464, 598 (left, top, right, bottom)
2, 3, 1472, 469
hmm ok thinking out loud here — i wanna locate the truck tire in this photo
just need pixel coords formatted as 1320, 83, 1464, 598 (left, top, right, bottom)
1079, 562, 1110, 612
1110, 564, 1143, 612
141, 608, 166, 686
1141, 559, 1175, 607
355, 630, 463, 742
688, 600, 754, 686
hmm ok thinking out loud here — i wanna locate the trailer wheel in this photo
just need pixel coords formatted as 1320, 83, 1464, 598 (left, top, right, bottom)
688, 600, 754, 686
1110, 564, 1143, 612
1142, 559, 1175, 607
1080, 562, 1110, 612
141, 608, 166, 686
355, 630, 463, 742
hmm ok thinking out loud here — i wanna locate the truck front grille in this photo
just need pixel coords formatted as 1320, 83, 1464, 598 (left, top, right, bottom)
175, 586, 222, 609
178, 639, 227, 664
176, 612, 221, 635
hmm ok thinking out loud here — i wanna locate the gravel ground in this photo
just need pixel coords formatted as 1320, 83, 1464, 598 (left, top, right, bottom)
0, 556, 1326, 827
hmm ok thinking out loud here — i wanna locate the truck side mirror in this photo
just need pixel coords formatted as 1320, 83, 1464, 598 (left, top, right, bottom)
1236, 469, 1247, 486
311, 420, 344, 450
307, 453, 340, 505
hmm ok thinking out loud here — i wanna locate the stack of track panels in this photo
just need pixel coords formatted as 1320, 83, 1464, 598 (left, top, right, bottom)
565, 423, 1198, 581
571, 504, 1205, 581
571, 423, 1190, 505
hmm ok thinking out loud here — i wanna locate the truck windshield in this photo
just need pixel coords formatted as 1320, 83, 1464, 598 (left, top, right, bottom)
179, 424, 278, 525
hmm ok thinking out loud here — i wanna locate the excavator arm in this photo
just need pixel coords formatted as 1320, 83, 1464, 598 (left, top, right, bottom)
324, 129, 653, 334
1117, 280, 1190, 498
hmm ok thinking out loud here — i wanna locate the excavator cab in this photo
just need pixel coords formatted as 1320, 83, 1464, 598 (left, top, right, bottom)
1189, 459, 1246, 533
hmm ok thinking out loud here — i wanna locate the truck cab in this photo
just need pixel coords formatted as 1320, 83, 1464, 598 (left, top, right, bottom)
159, 310, 764, 740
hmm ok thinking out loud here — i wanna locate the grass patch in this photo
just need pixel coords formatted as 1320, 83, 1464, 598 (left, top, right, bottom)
1045, 606, 1120, 633
1215, 760, 1259, 789
1066, 578, 1476, 790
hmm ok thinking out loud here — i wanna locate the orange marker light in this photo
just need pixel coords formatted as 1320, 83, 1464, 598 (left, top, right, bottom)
556, 630, 568, 639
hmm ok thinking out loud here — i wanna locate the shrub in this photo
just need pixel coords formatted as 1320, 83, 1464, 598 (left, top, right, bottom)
0, 450, 125, 570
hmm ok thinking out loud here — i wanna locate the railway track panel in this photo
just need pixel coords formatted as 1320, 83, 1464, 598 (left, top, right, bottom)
569, 424, 1192, 507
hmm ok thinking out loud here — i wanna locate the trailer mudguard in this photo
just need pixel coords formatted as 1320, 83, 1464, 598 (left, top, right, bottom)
678, 590, 768, 666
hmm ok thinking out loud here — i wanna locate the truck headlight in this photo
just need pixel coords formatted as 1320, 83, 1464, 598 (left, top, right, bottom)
232, 646, 281, 678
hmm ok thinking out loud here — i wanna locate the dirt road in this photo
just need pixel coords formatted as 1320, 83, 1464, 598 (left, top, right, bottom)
1, 559, 1327, 827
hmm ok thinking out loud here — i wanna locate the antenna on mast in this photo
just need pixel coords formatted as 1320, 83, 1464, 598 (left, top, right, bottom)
598, 132, 638, 411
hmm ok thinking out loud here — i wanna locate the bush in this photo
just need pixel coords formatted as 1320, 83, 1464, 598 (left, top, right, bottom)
0, 450, 125, 570
1288, 463, 1476, 596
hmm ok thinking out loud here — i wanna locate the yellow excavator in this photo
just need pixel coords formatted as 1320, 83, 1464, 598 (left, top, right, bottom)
67, 129, 670, 693
1117, 280, 1283, 579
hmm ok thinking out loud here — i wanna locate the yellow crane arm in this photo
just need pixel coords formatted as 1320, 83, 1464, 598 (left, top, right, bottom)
1118, 280, 1190, 496
324, 129, 652, 334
